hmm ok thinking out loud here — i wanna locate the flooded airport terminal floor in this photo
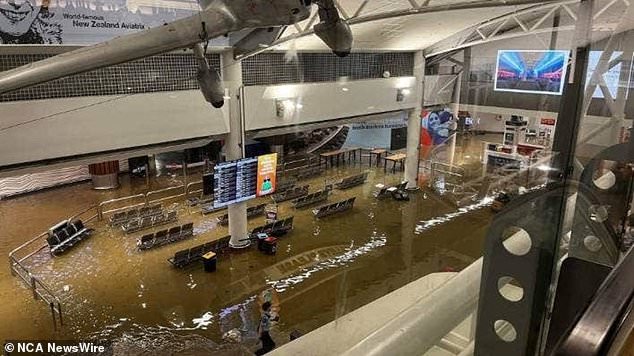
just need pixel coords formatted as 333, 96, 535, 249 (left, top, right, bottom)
0, 147, 493, 354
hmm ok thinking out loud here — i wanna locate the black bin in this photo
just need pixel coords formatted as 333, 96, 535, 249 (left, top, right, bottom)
256, 233, 269, 251
202, 251, 217, 272
262, 237, 278, 255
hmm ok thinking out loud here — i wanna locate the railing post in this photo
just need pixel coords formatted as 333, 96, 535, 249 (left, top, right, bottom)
50, 302, 57, 331
145, 163, 150, 190
30, 274, 38, 300
57, 302, 63, 326
9, 256, 15, 276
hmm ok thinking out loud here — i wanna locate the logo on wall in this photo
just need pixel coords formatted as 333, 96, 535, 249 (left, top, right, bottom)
0, 0, 201, 45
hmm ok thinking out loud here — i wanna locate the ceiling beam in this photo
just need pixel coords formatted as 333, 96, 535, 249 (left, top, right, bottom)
235, 0, 569, 60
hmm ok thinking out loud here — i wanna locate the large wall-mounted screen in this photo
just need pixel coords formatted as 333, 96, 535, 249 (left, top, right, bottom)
494, 50, 569, 95
213, 153, 277, 208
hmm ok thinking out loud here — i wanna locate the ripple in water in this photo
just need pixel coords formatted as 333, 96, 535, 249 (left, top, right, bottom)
415, 197, 493, 234
267, 232, 386, 293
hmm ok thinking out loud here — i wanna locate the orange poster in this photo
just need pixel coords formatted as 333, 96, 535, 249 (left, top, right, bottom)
257, 153, 277, 197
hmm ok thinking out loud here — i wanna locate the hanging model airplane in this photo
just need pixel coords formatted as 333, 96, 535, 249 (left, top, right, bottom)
0, 0, 353, 108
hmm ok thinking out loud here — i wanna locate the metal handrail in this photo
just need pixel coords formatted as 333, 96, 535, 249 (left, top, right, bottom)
10, 181, 205, 330
556, 246, 634, 355
9, 231, 63, 329
98, 193, 146, 220
147, 185, 185, 205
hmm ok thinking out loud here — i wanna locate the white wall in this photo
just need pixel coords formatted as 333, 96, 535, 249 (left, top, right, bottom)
0, 77, 420, 169
0, 90, 229, 167
242, 77, 419, 131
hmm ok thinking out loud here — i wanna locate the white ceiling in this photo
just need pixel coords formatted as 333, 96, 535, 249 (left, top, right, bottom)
271, 0, 634, 53
278, 5, 525, 51
276, 0, 536, 51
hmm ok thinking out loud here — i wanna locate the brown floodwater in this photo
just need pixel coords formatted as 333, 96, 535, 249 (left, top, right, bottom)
0, 140, 494, 354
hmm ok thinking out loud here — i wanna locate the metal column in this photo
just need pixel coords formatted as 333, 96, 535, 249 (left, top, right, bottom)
222, 50, 250, 249
404, 51, 424, 189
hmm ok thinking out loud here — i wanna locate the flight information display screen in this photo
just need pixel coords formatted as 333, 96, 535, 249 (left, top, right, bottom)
213, 154, 277, 208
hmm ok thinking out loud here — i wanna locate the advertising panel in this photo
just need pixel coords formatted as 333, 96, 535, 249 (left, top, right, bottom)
0, 0, 230, 46
256, 153, 277, 197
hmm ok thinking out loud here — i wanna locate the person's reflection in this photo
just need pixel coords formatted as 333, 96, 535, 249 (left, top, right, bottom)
0, 0, 61, 44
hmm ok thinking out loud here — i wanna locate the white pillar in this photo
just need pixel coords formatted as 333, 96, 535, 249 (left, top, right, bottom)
404, 51, 425, 189
222, 50, 250, 249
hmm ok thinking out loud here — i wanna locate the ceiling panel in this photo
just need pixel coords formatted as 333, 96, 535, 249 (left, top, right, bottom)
277, 5, 523, 51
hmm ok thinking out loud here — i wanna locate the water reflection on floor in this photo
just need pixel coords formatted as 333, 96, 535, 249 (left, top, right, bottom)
0, 149, 494, 353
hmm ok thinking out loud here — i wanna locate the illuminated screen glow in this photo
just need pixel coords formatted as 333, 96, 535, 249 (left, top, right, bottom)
494, 50, 570, 95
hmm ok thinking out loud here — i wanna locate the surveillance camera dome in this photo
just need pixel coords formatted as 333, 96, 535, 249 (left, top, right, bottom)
333, 50, 350, 58
211, 100, 224, 108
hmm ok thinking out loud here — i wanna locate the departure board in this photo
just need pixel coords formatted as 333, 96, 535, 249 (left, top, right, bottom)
213, 157, 260, 208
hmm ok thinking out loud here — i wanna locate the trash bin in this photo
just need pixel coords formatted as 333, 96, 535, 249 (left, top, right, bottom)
261, 237, 278, 255
202, 251, 217, 272
256, 233, 269, 251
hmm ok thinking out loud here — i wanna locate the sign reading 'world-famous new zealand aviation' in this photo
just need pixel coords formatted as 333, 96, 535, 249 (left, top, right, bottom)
0, 0, 226, 45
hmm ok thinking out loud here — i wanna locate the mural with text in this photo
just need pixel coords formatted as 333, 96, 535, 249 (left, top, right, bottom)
0, 0, 206, 45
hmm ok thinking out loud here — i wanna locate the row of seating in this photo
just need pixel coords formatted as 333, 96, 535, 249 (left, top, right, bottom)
252, 216, 295, 236
374, 181, 409, 200
217, 204, 266, 226
293, 189, 330, 208
312, 198, 356, 218
168, 235, 231, 268
272, 185, 309, 203
276, 179, 297, 194
286, 165, 323, 181
335, 172, 368, 190
201, 203, 226, 215
46, 219, 92, 255
109, 204, 163, 226
137, 222, 194, 250
122, 210, 178, 234
187, 195, 213, 207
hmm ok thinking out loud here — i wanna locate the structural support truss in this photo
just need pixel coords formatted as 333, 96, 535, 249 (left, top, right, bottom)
425, 0, 629, 57
234, 0, 568, 60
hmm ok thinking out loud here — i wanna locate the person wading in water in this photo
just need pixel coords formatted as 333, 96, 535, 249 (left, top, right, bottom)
255, 301, 276, 355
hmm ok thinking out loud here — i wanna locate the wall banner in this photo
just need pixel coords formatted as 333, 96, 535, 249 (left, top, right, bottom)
0, 0, 223, 45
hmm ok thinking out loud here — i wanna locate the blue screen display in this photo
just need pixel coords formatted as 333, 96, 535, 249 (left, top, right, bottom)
494, 50, 569, 95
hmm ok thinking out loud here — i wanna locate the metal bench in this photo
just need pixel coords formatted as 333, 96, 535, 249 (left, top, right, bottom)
251, 216, 294, 237
122, 209, 178, 234
335, 172, 369, 190
272, 185, 309, 203
47, 219, 93, 255
137, 222, 194, 250
167, 235, 231, 268
313, 198, 356, 218
217, 204, 266, 226
293, 189, 330, 208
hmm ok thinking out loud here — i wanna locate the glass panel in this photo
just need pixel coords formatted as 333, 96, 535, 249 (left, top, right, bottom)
0, 0, 632, 355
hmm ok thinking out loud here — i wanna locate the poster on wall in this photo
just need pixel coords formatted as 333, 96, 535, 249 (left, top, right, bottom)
420, 109, 454, 146
256, 153, 277, 197
419, 109, 455, 159
538, 118, 556, 147
494, 50, 570, 95
0, 0, 226, 45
